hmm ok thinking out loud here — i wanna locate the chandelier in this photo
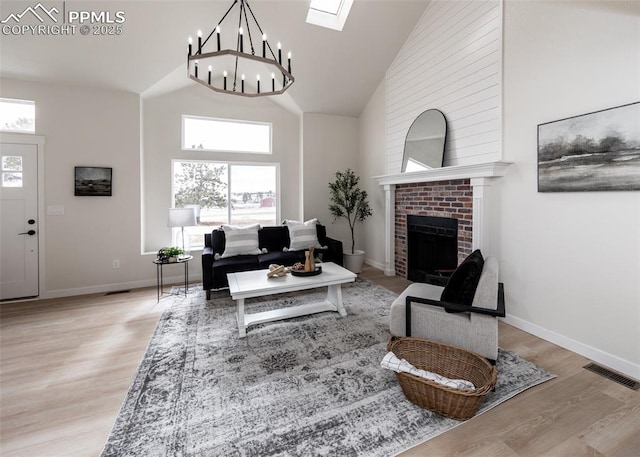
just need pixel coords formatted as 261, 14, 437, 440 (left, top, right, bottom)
187, 0, 294, 97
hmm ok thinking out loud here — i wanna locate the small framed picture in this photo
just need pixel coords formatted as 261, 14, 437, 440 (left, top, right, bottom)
74, 166, 112, 196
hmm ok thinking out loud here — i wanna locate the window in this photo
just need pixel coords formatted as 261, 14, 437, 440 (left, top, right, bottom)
0, 98, 35, 133
306, 0, 353, 31
2, 156, 23, 187
182, 115, 271, 154
172, 160, 279, 248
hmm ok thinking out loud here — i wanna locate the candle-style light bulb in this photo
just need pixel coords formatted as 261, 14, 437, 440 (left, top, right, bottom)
208, 65, 212, 84
223, 70, 227, 90
188, 36, 193, 56
239, 27, 244, 53
257, 74, 261, 94
216, 25, 221, 51
241, 73, 245, 93
277, 42, 282, 64
288, 51, 292, 74
197, 30, 202, 54
195, 60, 199, 78
262, 33, 267, 58
271, 72, 275, 92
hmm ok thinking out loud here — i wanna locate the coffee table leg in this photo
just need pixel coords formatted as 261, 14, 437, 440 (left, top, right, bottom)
326, 284, 347, 316
237, 298, 247, 337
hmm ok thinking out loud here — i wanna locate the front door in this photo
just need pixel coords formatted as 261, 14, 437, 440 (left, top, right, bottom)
0, 142, 39, 300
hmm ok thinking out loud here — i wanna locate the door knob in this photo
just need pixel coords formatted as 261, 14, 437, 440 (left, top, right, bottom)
18, 230, 36, 236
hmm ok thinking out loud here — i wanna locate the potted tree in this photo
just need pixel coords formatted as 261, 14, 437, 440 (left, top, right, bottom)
328, 169, 373, 273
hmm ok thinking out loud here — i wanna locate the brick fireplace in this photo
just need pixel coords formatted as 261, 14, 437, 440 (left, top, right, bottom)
374, 162, 511, 277
394, 179, 472, 278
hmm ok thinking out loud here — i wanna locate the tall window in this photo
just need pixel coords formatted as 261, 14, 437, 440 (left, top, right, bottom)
0, 98, 35, 133
182, 115, 271, 154
172, 160, 278, 248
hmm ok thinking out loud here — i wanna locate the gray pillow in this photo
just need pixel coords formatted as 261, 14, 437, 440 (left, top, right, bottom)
221, 224, 262, 258
285, 218, 323, 251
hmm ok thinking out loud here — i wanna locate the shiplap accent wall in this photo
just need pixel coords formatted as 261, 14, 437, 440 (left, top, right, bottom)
385, 0, 502, 173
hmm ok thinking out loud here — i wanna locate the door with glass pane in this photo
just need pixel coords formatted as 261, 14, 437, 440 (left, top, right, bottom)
0, 142, 39, 300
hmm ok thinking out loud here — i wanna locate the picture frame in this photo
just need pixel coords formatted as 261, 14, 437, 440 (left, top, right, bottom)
537, 101, 640, 192
74, 166, 112, 196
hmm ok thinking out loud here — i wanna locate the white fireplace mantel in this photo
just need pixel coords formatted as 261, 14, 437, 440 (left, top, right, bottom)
373, 161, 512, 276
373, 161, 512, 186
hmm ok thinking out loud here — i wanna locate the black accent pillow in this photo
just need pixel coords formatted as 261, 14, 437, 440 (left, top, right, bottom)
210, 229, 226, 255
316, 224, 327, 246
259, 226, 289, 252
440, 249, 484, 312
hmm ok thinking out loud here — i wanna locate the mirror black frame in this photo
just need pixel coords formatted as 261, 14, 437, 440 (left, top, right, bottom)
401, 109, 447, 172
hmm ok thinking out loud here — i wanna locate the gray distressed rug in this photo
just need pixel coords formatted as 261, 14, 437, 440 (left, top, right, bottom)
101, 279, 554, 457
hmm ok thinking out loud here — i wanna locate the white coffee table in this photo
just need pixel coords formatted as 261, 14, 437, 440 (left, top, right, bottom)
227, 262, 357, 337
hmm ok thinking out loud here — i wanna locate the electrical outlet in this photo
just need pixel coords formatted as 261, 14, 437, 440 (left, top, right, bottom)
112, 259, 120, 269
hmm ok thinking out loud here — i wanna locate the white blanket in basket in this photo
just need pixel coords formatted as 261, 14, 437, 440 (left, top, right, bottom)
380, 352, 476, 390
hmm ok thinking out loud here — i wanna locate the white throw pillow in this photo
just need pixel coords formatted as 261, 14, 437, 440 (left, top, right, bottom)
286, 218, 322, 251
221, 224, 262, 258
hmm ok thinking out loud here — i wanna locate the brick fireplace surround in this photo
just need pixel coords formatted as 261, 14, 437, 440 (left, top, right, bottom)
394, 179, 472, 278
374, 162, 511, 277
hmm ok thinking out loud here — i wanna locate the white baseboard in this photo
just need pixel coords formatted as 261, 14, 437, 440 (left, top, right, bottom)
364, 257, 385, 271
364, 257, 396, 276
42, 273, 203, 299
503, 314, 640, 381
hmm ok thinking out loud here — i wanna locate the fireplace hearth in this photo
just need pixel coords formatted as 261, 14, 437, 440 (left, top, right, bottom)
407, 215, 458, 283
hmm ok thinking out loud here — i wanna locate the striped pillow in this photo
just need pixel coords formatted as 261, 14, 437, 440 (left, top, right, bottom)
286, 219, 322, 251
221, 224, 262, 258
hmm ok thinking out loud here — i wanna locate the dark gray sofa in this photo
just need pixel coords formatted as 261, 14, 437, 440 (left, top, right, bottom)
202, 224, 343, 299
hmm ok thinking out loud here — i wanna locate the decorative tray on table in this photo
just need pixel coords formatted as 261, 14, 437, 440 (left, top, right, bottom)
291, 266, 322, 277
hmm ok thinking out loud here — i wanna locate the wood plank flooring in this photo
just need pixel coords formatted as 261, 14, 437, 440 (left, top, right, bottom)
1, 266, 638, 456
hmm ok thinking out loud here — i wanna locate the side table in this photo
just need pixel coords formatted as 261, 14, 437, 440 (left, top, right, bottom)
153, 255, 193, 302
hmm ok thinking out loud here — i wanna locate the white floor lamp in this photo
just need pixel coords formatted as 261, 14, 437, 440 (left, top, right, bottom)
168, 208, 197, 257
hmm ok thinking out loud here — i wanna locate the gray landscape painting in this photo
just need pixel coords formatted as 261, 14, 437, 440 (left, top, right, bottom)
538, 102, 640, 192
75, 167, 112, 196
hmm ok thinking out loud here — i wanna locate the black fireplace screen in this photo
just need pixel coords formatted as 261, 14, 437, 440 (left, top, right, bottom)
406, 215, 458, 282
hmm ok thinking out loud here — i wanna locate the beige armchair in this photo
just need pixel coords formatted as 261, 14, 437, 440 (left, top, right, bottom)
389, 256, 505, 362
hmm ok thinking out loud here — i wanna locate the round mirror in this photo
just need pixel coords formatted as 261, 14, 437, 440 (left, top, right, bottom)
401, 109, 447, 172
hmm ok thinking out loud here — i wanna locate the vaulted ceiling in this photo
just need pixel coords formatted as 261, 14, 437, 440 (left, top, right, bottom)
0, 0, 429, 116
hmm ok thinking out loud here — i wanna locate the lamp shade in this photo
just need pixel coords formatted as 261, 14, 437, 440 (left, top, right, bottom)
168, 208, 197, 228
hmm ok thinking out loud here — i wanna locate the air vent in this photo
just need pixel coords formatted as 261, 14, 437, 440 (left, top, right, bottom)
105, 290, 131, 296
584, 363, 640, 390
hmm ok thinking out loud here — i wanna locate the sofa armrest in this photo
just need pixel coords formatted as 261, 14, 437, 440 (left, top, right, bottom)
324, 236, 344, 266
202, 246, 215, 293
406, 282, 505, 323
404, 283, 505, 338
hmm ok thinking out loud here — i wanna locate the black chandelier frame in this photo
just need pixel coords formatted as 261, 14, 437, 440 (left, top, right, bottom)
187, 0, 294, 97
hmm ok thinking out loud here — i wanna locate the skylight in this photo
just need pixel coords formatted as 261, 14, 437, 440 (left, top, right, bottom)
306, 0, 353, 31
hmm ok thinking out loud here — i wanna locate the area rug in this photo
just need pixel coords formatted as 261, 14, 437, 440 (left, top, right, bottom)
101, 279, 554, 457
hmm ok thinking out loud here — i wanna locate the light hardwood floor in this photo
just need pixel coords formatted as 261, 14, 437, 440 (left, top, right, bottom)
1, 266, 638, 456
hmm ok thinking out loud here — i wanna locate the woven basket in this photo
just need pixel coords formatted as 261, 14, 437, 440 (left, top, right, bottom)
387, 336, 497, 420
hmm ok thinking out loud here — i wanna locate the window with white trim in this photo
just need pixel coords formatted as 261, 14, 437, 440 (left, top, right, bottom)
182, 115, 271, 154
0, 98, 35, 133
171, 160, 278, 248
306, 0, 354, 31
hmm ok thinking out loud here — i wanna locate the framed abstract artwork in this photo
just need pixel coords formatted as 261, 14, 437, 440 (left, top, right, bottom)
538, 102, 640, 192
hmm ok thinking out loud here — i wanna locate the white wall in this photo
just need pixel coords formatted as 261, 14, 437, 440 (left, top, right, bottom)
362, 0, 639, 376
0, 78, 151, 296
142, 85, 300, 257
358, 81, 387, 269
500, 0, 640, 375
302, 113, 359, 248
385, 0, 502, 173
